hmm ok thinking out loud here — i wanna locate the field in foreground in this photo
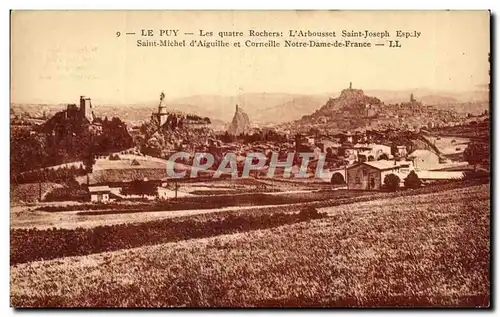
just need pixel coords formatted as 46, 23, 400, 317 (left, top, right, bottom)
10, 184, 490, 307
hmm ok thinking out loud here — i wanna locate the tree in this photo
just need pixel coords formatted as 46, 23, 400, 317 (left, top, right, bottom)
464, 142, 488, 171
383, 174, 400, 192
121, 180, 157, 198
331, 172, 345, 185
390, 144, 400, 157
378, 153, 389, 161
404, 170, 421, 189
173, 180, 180, 199
82, 146, 96, 186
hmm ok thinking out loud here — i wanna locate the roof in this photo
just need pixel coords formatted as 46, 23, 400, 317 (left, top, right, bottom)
358, 150, 372, 156
408, 149, 438, 158
88, 185, 110, 193
80, 168, 170, 185
416, 171, 465, 180
318, 140, 342, 147
348, 160, 410, 171
353, 143, 370, 149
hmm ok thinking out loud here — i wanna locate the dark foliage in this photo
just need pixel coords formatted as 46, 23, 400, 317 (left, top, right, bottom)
13, 165, 87, 184
330, 172, 345, 185
10, 210, 327, 265
218, 129, 287, 144
383, 174, 400, 192
44, 187, 88, 202
404, 171, 422, 189
378, 153, 389, 161
463, 142, 489, 168
120, 180, 158, 197
11, 110, 132, 182
36, 190, 368, 213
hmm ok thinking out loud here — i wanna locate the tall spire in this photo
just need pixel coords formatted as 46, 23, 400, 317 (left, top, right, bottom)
349, 82, 352, 90
158, 91, 167, 114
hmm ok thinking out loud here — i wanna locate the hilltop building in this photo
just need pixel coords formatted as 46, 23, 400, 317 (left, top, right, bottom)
65, 96, 96, 123
79, 96, 94, 122
155, 91, 169, 126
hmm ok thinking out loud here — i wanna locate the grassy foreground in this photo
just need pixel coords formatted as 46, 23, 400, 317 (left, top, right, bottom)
10, 184, 490, 307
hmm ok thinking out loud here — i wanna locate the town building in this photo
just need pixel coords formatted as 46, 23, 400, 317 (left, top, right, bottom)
397, 145, 408, 158
407, 149, 440, 170
88, 185, 111, 203
344, 143, 392, 163
346, 160, 412, 190
317, 139, 342, 153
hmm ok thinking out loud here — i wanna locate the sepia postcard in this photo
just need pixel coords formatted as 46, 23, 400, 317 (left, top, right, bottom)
10, 10, 491, 308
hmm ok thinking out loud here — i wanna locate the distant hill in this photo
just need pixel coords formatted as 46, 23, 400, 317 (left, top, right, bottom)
253, 96, 327, 124
419, 95, 460, 105
168, 93, 327, 124
365, 89, 488, 104
12, 88, 489, 126
285, 87, 486, 134
291, 88, 384, 132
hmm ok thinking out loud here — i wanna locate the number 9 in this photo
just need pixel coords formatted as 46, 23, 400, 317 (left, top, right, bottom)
116, 31, 121, 37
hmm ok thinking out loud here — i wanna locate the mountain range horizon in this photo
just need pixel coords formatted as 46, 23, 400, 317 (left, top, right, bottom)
11, 84, 489, 105
11, 86, 490, 125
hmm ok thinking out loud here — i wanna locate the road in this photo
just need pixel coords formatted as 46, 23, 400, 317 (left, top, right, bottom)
10, 203, 293, 230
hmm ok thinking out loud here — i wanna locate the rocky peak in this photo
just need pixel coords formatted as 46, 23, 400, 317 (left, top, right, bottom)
227, 104, 251, 135
339, 88, 366, 103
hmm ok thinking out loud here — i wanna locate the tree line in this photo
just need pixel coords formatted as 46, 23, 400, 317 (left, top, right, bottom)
11, 110, 133, 181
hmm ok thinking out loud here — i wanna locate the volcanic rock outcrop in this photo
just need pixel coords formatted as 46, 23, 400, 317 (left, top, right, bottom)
227, 105, 251, 135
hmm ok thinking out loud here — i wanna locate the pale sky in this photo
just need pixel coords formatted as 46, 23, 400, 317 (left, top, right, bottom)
11, 10, 490, 104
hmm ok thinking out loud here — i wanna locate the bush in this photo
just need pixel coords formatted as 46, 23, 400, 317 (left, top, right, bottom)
383, 174, 400, 192
464, 142, 489, 169
109, 154, 121, 161
330, 172, 345, 185
378, 153, 389, 161
404, 171, 421, 189
44, 187, 88, 202
463, 170, 490, 180
10, 209, 328, 265
299, 206, 320, 218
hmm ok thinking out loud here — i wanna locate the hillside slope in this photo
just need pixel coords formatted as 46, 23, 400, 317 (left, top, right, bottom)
11, 183, 490, 307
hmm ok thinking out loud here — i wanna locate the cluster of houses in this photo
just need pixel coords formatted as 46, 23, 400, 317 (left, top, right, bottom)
343, 155, 466, 191
83, 166, 175, 203
83, 126, 470, 202
85, 147, 467, 203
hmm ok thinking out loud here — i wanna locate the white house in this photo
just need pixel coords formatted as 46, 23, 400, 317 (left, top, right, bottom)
397, 145, 408, 157
305, 136, 315, 146
346, 160, 414, 190
407, 149, 440, 170
88, 185, 111, 203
